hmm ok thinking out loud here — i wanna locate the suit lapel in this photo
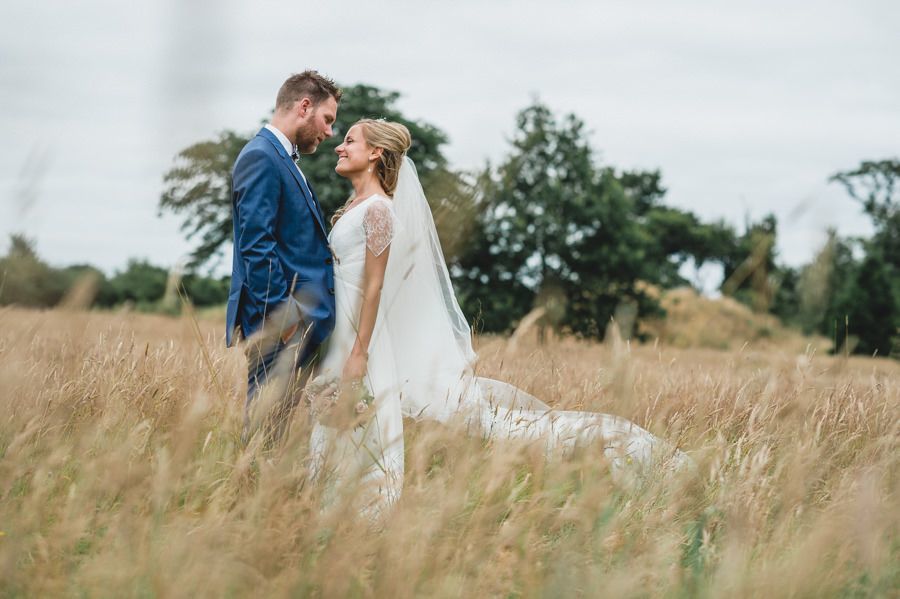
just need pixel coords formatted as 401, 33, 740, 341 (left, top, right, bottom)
280, 153, 329, 237
258, 129, 329, 238
305, 178, 328, 226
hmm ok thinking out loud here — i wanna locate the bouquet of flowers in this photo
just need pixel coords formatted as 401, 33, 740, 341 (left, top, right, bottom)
304, 374, 376, 431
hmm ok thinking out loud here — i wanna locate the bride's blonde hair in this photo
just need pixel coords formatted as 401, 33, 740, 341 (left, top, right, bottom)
332, 119, 412, 225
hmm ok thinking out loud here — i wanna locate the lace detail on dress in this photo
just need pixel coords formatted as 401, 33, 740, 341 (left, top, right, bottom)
363, 198, 400, 257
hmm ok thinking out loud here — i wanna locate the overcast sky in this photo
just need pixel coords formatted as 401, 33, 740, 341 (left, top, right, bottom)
2, 0, 898, 278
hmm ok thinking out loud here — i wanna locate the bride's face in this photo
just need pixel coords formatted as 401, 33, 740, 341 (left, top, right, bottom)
334, 125, 376, 177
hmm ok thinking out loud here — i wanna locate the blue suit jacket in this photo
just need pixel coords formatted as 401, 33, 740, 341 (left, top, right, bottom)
226, 127, 336, 349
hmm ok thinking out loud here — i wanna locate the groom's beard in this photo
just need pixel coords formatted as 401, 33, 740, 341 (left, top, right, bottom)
295, 120, 320, 155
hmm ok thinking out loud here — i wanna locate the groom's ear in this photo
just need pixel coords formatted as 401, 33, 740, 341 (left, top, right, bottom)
296, 97, 313, 117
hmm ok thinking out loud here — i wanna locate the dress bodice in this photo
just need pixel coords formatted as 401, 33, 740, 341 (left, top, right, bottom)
328, 195, 399, 287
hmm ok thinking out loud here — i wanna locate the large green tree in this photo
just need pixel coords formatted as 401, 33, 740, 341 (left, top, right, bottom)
616, 168, 737, 288
451, 102, 745, 339
160, 84, 451, 268
830, 159, 900, 276
159, 131, 248, 269
453, 104, 656, 338
844, 248, 897, 356
822, 159, 900, 356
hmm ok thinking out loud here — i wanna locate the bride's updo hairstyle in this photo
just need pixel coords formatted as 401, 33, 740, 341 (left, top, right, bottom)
357, 118, 412, 195
332, 119, 412, 225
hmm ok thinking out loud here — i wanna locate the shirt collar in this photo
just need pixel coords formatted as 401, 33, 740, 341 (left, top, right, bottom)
265, 123, 296, 158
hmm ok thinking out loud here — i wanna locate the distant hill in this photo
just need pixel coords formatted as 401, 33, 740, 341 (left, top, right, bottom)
640, 286, 831, 353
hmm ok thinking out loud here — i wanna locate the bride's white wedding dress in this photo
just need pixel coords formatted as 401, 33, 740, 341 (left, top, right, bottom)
309, 159, 690, 512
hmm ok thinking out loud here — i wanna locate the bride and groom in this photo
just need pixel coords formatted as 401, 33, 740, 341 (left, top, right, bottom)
227, 71, 689, 511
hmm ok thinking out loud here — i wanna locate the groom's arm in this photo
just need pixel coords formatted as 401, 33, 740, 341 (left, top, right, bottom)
233, 149, 301, 339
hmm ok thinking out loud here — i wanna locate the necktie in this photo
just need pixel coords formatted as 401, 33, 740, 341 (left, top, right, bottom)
291, 148, 299, 161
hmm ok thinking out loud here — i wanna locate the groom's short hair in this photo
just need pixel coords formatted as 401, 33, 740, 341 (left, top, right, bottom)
276, 71, 342, 110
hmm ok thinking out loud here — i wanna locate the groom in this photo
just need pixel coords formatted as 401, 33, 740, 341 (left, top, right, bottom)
226, 71, 341, 445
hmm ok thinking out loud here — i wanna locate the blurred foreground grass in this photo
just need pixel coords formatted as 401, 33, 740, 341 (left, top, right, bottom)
0, 306, 897, 597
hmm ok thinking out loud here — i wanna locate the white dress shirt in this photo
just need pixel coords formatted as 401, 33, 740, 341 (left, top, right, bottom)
265, 123, 309, 186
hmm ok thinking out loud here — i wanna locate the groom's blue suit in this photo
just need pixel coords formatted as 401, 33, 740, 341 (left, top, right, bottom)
226, 126, 336, 365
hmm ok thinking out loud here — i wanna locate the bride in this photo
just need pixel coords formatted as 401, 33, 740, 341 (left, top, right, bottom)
308, 119, 690, 511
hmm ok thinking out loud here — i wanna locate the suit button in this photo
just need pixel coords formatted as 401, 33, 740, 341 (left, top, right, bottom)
328, 288, 335, 295
325, 257, 333, 265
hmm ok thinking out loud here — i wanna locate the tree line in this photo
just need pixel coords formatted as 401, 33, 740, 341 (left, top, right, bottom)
0, 238, 228, 312
3, 83, 897, 357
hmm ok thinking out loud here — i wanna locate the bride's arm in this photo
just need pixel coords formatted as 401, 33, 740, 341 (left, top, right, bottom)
344, 200, 397, 381
343, 245, 391, 381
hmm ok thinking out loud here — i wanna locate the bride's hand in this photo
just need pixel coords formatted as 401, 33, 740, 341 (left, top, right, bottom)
342, 351, 368, 381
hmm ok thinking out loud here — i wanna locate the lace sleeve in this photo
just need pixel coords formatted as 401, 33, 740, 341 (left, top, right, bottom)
363, 198, 402, 257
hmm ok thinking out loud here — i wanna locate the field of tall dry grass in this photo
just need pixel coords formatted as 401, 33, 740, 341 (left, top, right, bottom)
1, 306, 897, 597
